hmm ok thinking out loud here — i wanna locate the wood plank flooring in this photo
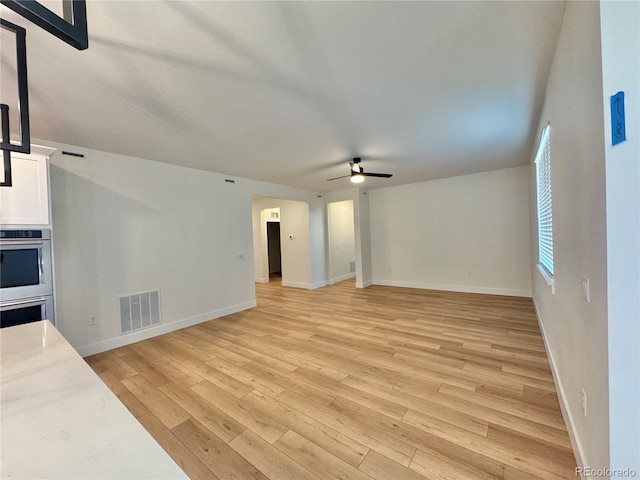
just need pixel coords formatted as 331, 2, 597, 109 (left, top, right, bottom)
86, 280, 576, 479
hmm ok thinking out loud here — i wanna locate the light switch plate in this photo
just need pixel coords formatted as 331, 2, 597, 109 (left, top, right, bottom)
581, 276, 590, 303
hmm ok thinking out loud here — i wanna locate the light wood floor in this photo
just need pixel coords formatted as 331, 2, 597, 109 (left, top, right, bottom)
86, 280, 577, 480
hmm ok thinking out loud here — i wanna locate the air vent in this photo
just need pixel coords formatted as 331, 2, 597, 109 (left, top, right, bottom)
120, 290, 160, 334
349, 261, 356, 273
61, 151, 84, 158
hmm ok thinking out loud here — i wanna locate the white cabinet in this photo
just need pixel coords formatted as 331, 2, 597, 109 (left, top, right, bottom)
0, 151, 52, 226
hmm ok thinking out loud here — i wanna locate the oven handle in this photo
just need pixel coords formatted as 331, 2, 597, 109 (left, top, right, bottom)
0, 240, 45, 246
0, 297, 48, 307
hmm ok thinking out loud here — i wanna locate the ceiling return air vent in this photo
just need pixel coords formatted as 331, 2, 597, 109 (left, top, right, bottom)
120, 290, 161, 334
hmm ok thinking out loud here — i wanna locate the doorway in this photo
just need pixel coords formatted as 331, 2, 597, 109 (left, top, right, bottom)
327, 200, 356, 286
251, 196, 314, 292
266, 221, 282, 279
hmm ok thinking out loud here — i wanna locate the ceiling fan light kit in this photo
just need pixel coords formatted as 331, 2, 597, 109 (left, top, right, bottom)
327, 157, 393, 184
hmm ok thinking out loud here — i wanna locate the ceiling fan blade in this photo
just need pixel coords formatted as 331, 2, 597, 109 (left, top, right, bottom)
363, 172, 393, 178
326, 174, 351, 181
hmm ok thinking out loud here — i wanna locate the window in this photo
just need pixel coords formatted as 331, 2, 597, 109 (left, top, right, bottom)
535, 125, 553, 277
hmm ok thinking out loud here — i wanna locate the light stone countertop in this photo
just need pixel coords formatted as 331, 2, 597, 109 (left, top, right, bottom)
0, 320, 188, 479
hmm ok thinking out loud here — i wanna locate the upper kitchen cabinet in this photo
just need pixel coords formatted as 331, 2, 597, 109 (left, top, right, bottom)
0, 146, 56, 226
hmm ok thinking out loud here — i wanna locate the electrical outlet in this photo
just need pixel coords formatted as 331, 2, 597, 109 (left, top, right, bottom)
581, 388, 587, 417
88, 315, 98, 326
581, 276, 590, 303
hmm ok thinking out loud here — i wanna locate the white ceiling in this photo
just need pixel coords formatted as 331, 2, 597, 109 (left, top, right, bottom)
1, 1, 565, 192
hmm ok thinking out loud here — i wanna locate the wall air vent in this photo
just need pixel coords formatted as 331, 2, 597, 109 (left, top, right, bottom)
61, 151, 84, 157
119, 290, 161, 334
349, 261, 356, 273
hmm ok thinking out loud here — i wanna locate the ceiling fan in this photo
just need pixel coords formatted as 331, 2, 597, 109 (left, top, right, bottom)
326, 157, 393, 184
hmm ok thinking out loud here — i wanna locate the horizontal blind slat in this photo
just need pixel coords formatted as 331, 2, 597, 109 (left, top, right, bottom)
536, 126, 554, 275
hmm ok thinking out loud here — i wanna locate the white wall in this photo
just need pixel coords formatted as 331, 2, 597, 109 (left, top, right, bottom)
324, 188, 373, 289
308, 200, 328, 290
600, 1, 640, 473
252, 203, 267, 283
327, 200, 355, 283
279, 200, 310, 289
48, 141, 324, 356
251, 197, 319, 290
530, 1, 609, 471
356, 191, 373, 288
370, 166, 532, 297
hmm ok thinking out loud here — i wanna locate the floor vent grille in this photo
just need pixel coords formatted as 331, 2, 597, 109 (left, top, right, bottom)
120, 290, 161, 334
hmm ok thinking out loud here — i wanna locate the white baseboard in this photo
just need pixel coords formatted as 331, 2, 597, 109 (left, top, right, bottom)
75, 300, 257, 358
533, 297, 586, 477
310, 280, 327, 290
281, 280, 309, 289
281, 280, 327, 290
254, 277, 269, 284
356, 279, 373, 289
372, 279, 531, 298
329, 273, 356, 285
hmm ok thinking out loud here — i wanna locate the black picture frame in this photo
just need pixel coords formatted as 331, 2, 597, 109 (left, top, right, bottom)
0, 19, 31, 187
2, 150, 12, 187
1, 0, 88, 50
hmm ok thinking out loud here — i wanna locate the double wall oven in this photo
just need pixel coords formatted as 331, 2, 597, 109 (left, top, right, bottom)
0, 229, 55, 328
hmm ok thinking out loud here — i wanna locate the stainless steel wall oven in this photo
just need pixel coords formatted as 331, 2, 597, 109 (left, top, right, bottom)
0, 296, 54, 328
0, 229, 54, 327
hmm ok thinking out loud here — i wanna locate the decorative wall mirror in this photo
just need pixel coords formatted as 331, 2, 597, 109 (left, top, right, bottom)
0, 19, 30, 187
0, 0, 87, 186
1, 0, 88, 50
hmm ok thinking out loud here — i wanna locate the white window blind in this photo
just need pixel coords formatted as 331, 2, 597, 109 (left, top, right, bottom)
535, 125, 553, 275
